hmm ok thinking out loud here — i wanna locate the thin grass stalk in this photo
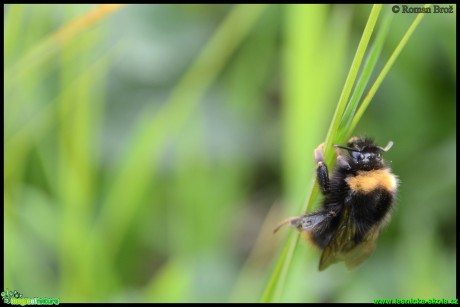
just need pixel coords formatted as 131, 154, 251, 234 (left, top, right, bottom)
347, 4, 431, 136
339, 12, 393, 141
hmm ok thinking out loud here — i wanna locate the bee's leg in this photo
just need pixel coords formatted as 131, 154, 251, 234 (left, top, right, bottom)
335, 147, 351, 170
314, 143, 330, 195
272, 216, 301, 233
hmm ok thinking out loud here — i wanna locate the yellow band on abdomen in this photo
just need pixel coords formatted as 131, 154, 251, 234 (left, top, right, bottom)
345, 169, 398, 194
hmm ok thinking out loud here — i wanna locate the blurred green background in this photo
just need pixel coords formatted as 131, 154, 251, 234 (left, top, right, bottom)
4, 4, 456, 303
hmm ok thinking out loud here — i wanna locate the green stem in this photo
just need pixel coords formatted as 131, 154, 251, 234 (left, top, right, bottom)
322, 4, 382, 157
348, 4, 430, 135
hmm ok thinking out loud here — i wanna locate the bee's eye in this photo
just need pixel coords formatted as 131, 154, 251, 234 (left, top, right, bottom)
352, 151, 363, 161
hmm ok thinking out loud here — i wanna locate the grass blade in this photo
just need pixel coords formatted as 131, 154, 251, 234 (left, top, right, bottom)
338, 12, 393, 141
261, 231, 300, 302
347, 4, 430, 136
321, 4, 381, 161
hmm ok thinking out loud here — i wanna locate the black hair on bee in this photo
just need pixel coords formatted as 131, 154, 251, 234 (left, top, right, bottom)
274, 136, 398, 271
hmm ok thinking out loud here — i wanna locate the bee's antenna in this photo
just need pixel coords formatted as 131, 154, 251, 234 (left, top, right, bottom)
273, 216, 300, 234
377, 141, 394, 152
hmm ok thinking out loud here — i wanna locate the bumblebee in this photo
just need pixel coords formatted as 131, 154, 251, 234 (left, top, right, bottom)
274, 136, 398, 271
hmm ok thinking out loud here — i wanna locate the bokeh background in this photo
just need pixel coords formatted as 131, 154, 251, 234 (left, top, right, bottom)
4, 4, 456, 303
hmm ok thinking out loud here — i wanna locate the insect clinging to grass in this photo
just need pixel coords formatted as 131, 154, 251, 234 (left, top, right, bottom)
274, 136, 398, 271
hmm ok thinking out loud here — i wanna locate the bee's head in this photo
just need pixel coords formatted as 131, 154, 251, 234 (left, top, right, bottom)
334, 136, 393, 171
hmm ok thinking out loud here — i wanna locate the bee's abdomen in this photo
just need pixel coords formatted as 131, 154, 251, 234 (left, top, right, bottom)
349, 188, 395, 242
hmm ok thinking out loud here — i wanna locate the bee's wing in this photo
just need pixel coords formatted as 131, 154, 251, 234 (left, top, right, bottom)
318, 207, 380, 271
343, 226, 380, 269
318, 214, 355, 271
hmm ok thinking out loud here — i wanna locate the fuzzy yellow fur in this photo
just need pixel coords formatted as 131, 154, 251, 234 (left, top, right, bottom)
346, 169, 397, 194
